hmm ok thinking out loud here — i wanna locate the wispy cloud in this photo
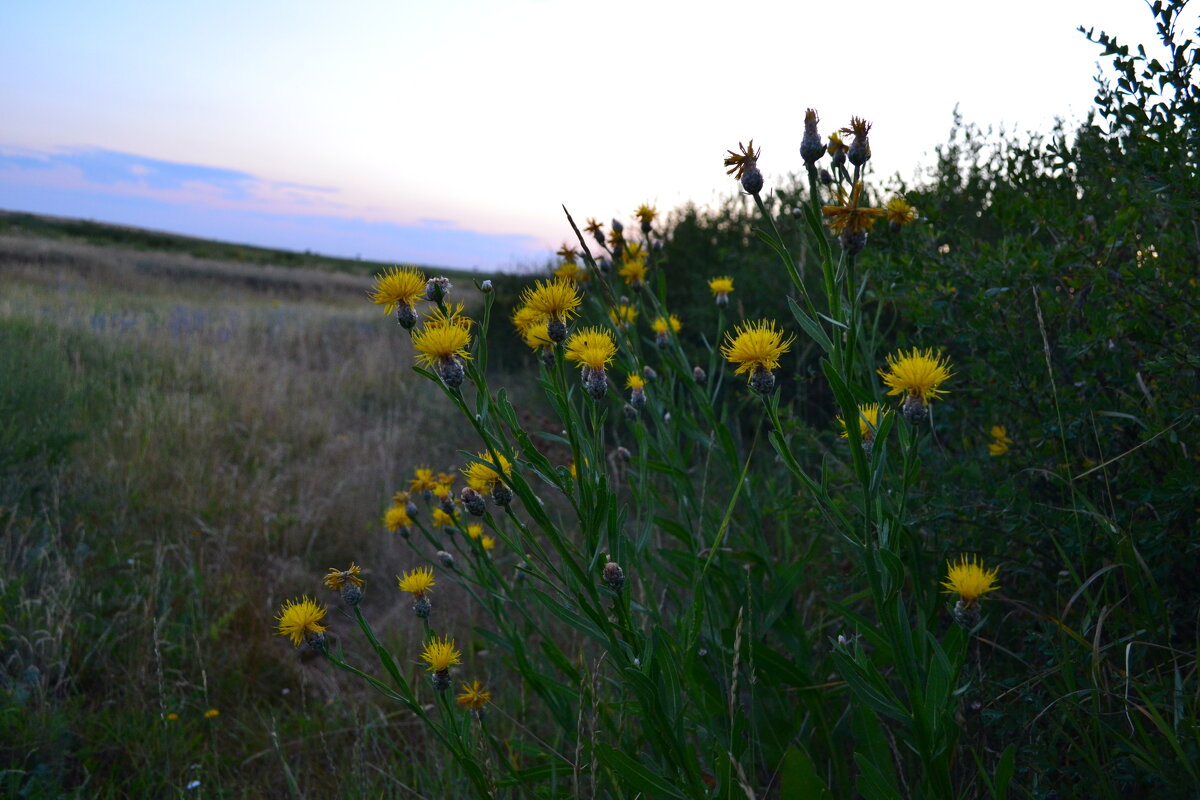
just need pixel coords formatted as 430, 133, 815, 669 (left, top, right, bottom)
0, 147, 544, 269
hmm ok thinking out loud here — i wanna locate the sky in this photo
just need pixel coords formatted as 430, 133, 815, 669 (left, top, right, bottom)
0, 0, 1183, 271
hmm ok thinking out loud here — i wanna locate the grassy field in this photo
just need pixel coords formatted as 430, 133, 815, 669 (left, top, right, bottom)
0, 231, 507, 796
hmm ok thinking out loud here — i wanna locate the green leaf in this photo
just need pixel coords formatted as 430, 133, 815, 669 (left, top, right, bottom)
594, 744, 690, 799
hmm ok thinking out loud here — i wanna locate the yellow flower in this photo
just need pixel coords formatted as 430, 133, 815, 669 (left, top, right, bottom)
432, 482, 451, 501
609, 303, 638, 329
618, 257, 648, 287
481, 535, 496, 551
323, 562, 364, 592
397, 566, 435, 597
556, 243, 578, 263
651, 315, 681, 335
554, 261, 583, 282
885, 197, 918, 227
607, 227, 624, 248
391, 489, 410, 505
708, 276, 734, 297
204, 709, 220, 719
584, 218, 604, 238
564, 327, 618, 371
879, 348, 953, 406
432, 508, 457, 528
409, 467, 437, 493
384, 505, 412, 531
721, 320, 796, 379
520, 278, 582, 324
723, 140, 760, 181
634, 204, 656, 224
624, 242, 645, 262
827, 131, 849, 158
166, 712, 179, 721
988, 425, 1013, 457
369, 266, 426, 315
275, 597, 328, 647
436, 471, 456, 488
823, 181, 886, 237
625, 374, 645, 390
456, 680, 491, 711
420, 635, 462, 672
462, 450, 513, 494
568, 461, 577, 479
412, 315, 472, 369
941, 555, 1000, 607
837, 403, 886, 442
466, 523, 483, 540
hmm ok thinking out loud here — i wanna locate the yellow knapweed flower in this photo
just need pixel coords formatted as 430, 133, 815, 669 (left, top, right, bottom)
879, 348, 953, 407
941, 555, 1000, 607
456, 680, 491, 711
554, 261, 583, 282
420, 635, 462, 672
391, 489, 410, 505
397, 566, 435, 597
721, 320, 796, 379
166, 712, 179, 721
410, 468, 437, 493
723, 140, 760, 181
204, 709, 220, 719
275, 596, 328, 647
988, 425, 1013, 457
411, 317, 472, 369
584, 218, 604, 238
827, 131, 849, 159
462, 450, 513, 495
609, 303, 638, 329
323, 563, 364, 592
369, 266, 426, 316
384, 505, 412, 531
520, 278, 582, 324
626, 374, 645, 390
651, 315, 681, 335
564, 327, 618, 371
511, 305, 544, 336
556, 243, 578, 263
466, 523, 483, 540
885, 197, 918, 227
823, 181, 886, 237
837, 403, 886, 444
618, 257, 648, 287
481, 535, 496, 551
432, 508, 457, 528
708, 276, 734, 297
634, 204, 656, 224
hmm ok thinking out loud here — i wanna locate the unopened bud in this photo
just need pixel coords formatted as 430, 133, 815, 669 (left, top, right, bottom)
437, 550, 455, 568
603, 561, 625, 592
461, 487, 486, 517
692, 366, 706, 384
491, 484, 514, 507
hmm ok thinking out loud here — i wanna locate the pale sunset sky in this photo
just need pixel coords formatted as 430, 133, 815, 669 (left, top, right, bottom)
0, 0, 1178, 270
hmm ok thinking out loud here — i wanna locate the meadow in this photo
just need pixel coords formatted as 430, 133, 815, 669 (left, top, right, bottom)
2, 4, 1198, 797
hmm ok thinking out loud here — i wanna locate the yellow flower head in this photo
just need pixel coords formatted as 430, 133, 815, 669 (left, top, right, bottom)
885, 197, 918, 227
879, 348, 953, 406
634, 204, 657, 224
618, 257, 648, 287
204, 708, 220, 719
275, 596, 328, 647
410, 467, 437, 493
391, 489, 410, 505
554, 261, 583, 282
432, 482, 451, 500
584, 218, 604, 237
384, 505, 412, 531
988, 425, 1013, 457
624, 242, 645, 262
708, 276, 734, 297
436, 471, 456, 487
520, 278, 582, 323
481, 535, 496, 551
564, 327, 618, 371
609, 303, 638, 329
823, 181, 886, 236
420, 635, 462, 672
412, 313, 472, 368
941, 555, 1000, 607
723, 140, 760, 181
511, 305, 545, 336
721, 320, 796, 378
397, 565, 435, 597
466, 523, 484, 540
432, 508, 457, 528
369, 266, 426, 315
652, 315, 682, 335
462, 450, 513, 494
625, 373, 645, 390
840, 116, 872, 139
556, 243, 578, 263
607, 227, 624, 248
323, 562, 364, 592
827, 131, 849, 157
837, 403, 886, 441
456, 679, 491, 711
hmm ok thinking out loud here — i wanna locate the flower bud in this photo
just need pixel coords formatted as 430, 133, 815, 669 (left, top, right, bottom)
461, 487, 486, 517
437, 550, 455, 568
603, 561, 625, 592
749, 365, 776, 395
692, 366, 707, 384
492, 484, 514, 507
480, 279, 493, 293
423, 276, 452, 303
